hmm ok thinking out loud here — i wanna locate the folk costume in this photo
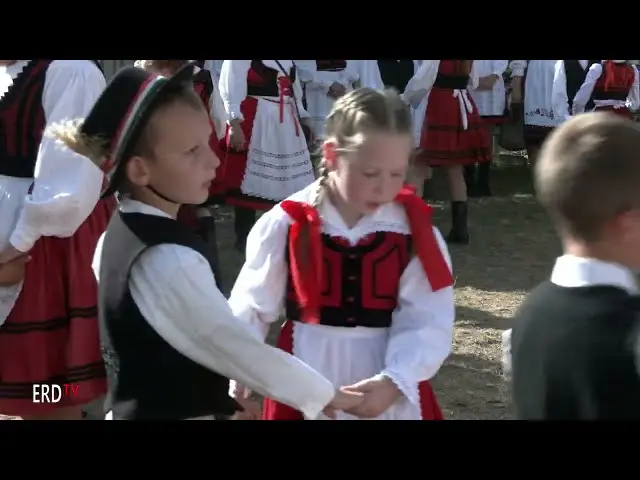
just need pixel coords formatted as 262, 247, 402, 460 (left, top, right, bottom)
467, 60, 510, 197
297, 60, 359, 143
90, 64, 337, 420
229, 181, 455, 420
551, 60, 599, 122
0, 60, 113, 416
572, 60, 640, 119
507, 255, 640, 419
402, 60, 490, 244
510, 60, 562, 152
218, 60, 315, 253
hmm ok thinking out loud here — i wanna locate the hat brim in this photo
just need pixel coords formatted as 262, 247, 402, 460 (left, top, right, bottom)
101, 62, 196, 199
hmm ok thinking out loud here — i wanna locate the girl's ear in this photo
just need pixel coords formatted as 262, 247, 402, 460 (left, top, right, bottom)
322, 141, 337, 169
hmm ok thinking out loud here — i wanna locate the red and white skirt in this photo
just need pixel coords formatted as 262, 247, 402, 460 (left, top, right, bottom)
218, 96, 315, 211
263, 321, 444, 420
0, 196, 115, 416
418, 88, 491, 166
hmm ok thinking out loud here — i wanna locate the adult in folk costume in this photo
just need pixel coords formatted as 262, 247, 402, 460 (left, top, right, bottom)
572, 61, 640, 119
467, 60, 509, 197
403, 60, 491, 245
0, 60, 113, 419
297, 60, 359, 146
218, 60, 316, 253
551, 60, 600, 123
509, 60, 562, 167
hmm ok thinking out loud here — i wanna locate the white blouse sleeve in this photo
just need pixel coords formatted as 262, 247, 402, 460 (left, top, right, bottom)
492, 60, 509, 77
9, 60, 106, 253
357, 60, 385, 90
628, 67, 640, 110
402, 60, 439, 108
127, 243, 335, 420
573, 63, 602, 114
381, 226, 455, 406
509, 60, 528, 77
219, 60, 250, 123
228, 205, 291, 342
297, 60, 331, 95
341, 60, 360, 86
208, 78, 227, 140
552, 60, 571, 121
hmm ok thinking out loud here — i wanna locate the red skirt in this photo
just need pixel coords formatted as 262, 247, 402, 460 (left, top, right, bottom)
594, 105, 633, 120
0, 196, 116, 416
218, 97, 276, 211
262, 321, 444, 420
418, 88, 491, 166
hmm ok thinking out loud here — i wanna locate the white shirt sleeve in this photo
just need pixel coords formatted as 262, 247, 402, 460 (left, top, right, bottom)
573, 63, 602, 114
9, 60, 106, 252
128, 243, 336, 420
381, 227, 455, 406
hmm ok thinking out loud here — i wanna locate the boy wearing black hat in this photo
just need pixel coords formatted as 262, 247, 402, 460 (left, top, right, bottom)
509, 112, 640, 420
50, 64, 363, 420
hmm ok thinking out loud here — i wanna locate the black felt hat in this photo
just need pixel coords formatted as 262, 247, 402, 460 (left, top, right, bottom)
80, 62, 196, 198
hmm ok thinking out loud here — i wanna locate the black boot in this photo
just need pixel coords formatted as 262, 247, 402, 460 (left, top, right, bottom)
234, 206, 256, 254
446, 201, 470, 245
464, 164, 476, 192
474, 162, 492, 197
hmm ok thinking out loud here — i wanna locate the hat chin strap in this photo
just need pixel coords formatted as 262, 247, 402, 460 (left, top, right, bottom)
146, 184, 181, 205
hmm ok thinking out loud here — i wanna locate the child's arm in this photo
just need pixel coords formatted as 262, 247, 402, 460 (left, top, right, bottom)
128, 239, 336, 420
573, 63, 602, 114
381, 226, 455, 406
228, 207, 291, 341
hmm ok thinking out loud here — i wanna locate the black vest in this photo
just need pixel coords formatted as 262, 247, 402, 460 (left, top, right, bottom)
98, 211, 240, 420
511, 281, 640, 420
564, 60, 598, 111
377, 60, 415, 92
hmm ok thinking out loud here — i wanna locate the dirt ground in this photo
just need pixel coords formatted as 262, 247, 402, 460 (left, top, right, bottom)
1, 156, 560, 421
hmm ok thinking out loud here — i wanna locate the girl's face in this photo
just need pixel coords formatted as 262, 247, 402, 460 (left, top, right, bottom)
327, 131, 412, 216
126, 100, 219, 207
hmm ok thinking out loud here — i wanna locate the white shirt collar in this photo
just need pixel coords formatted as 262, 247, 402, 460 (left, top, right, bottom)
550, 254, 638, 294
118, 197, 173, 219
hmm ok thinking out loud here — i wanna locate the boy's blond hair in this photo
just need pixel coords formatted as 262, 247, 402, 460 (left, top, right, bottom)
536, 113, 640, 242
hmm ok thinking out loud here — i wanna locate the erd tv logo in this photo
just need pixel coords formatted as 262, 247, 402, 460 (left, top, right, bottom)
32, 384, 80, 404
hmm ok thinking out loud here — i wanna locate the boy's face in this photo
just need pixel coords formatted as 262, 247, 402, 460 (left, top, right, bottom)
129, 101, 219, 206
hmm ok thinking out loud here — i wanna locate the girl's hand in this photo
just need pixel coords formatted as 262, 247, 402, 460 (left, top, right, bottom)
0, 252, 30, 287
228, 124, 246, 151
341, 375, 402, 418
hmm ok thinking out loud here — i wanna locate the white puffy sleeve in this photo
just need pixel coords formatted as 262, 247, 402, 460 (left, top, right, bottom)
356, 60, 385, 90
9, 60, 106, 253
572, 63, 602, 114
509, 60, 528, 77
381, 227, 455, 406
208, 77, 227, 140
342, 60, 360, 86
402, 60, 440, 108
228, 205, 291, 342
297, 60, 331, 95
219, 60, 250, 123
